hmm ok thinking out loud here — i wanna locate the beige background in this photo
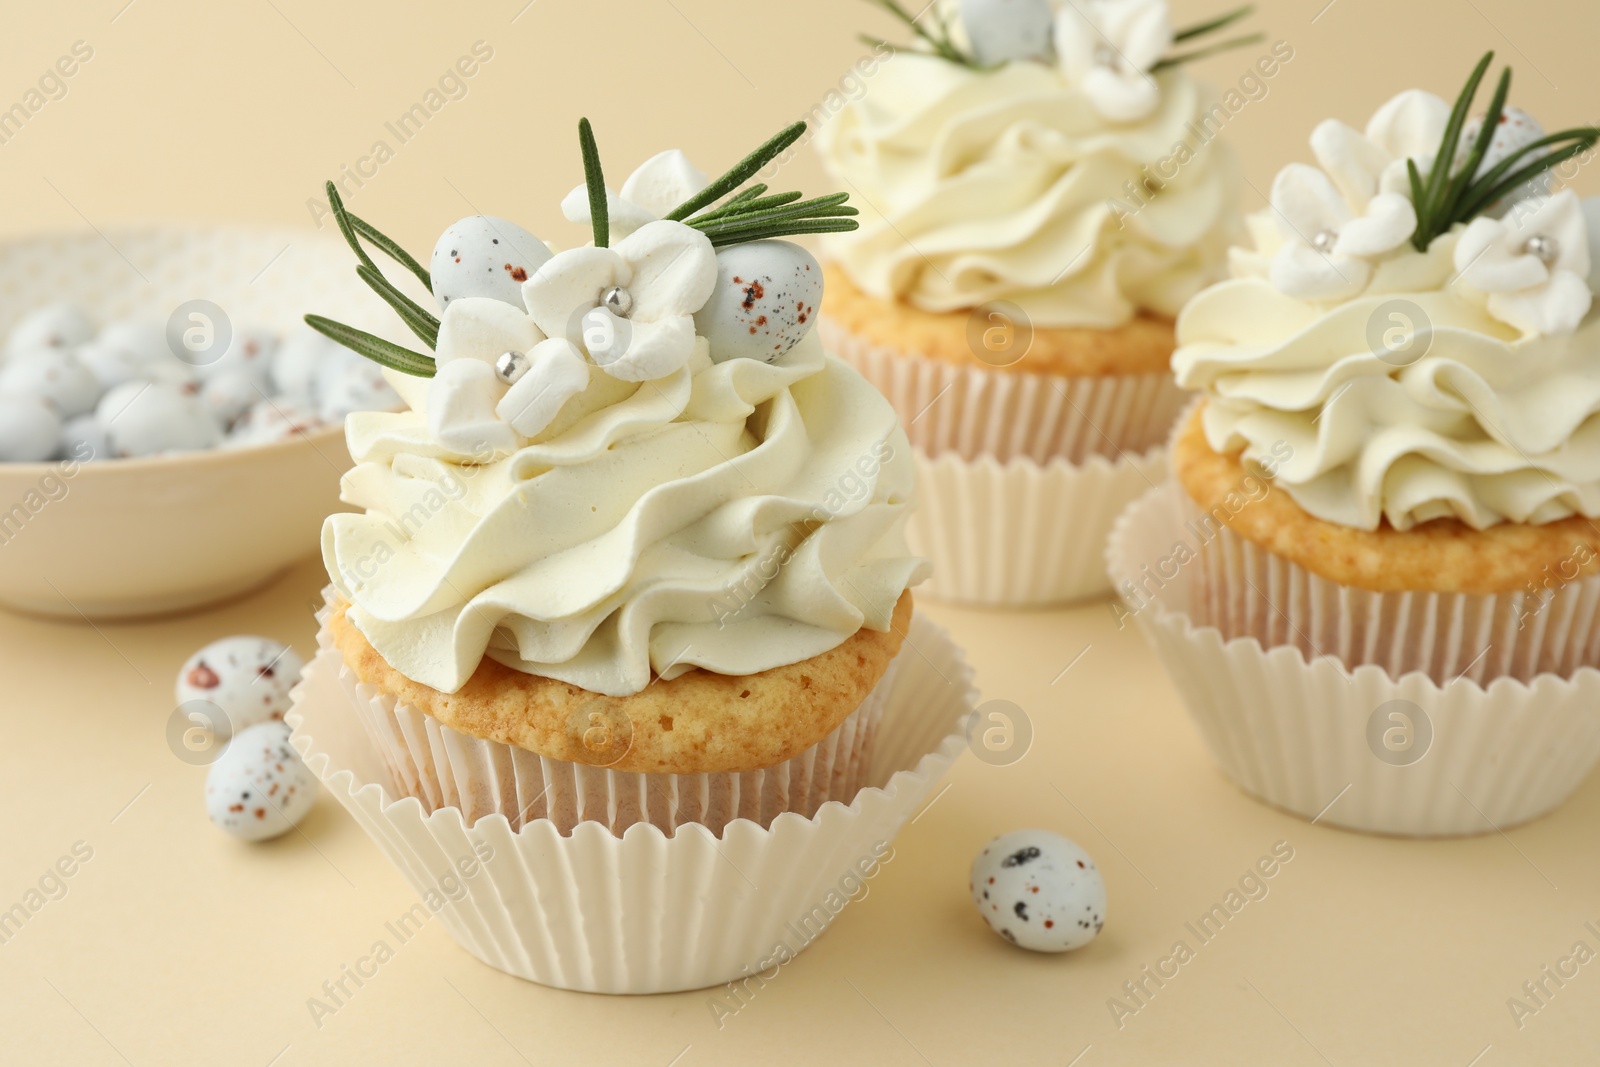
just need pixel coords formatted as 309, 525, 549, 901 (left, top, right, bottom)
3, 0, 1600, 1064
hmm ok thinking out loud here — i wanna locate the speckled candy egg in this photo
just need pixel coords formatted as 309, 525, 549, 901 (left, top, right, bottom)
0, 348, 104, 418
59, 414, 108, 462
205, 721, 318, 842
1461, 107, 1551, 213
0, 393, 63, 462
199, 368, 260, 429
176, 635, 305, 738
197, 328, 278, 385
430, 216, 554, 311
270, 325, 340, 400
960, 0, 1056, 66
693, 241, 822, 365
316, 355, 401, 422
224, 399, 324, 449
97, 382, 221, 458
6, 302, 95, 353
971, 830, 1106, 953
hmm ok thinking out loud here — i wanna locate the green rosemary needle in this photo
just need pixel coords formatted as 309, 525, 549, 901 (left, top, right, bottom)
304, 315, 436, 378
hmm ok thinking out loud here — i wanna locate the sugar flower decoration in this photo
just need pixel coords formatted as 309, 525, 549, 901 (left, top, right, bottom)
522, 220, 717, 383
1268, 91, 1447, 300
425, 299, 590, 458
1054, 0, 1172, 123
1454, 189, 1593, 336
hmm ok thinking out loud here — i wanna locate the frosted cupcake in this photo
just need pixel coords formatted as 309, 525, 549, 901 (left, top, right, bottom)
816, 0, 1250, 604
1108, 54, 1600, 835
288, 119, 978, 992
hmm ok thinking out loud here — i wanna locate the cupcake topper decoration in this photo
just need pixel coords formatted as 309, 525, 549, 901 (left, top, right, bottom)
303, 118, 858, 383
861, 0, 1261, 121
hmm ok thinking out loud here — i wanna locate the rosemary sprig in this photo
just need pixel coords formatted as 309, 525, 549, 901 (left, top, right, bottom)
665, 122, 808, 221
866, 0, 971, 66
325, 180, 440, 348
356, 264, 439, 349
1173, 4, 1255, 43
1150, 32, 1266, 72
664, 124, 862, 245
1408, 51, 1600, 251
578, 117, 609, 249
304, 315, 436, 378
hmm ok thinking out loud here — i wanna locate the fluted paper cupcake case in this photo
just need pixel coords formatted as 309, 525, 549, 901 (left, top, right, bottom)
823, 316, 1181, 606
336, 619, 900, 836
286, 611, 977, 993
1108, 485, 1600, 837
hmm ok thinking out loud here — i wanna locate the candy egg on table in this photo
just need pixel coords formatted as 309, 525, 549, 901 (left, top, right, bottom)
6, 302, 95, 353
97, 381, 221, 458
59, 415, 109, 463
693, 240, 823, 364
205, 720, 318, 842
960, 0, 1056, 66
971, 830, 1106, 953
0, 348, 104, 418
430, 215, 553, 310
176, 635, 305, 738
0, 393, 63, 462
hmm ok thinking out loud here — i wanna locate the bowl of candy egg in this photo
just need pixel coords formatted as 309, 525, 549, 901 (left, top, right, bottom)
0, 224, 410, 619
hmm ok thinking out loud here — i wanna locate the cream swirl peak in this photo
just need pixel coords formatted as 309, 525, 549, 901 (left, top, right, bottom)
308, 120, 926, 696
1175, 67, 1600, 533
818, 0, 1257, 327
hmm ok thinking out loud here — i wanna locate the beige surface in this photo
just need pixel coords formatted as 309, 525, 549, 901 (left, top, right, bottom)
6, 558, 1600, 1066
3, 0, 1600, 1064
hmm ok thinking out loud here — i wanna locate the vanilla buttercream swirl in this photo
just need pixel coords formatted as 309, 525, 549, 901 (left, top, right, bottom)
1174, 230, 1600, 532
816, 55, 1239, 327
323, 332, 928, 697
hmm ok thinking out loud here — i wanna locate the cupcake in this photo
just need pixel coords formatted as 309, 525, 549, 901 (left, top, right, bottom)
815, 0, 1251, 605
1108, 53, 1600, 835
287, 118, 978, 992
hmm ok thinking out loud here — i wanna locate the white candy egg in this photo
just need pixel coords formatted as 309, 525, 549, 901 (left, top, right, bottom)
97, 319, 170, 363
78, 320, 174, 390
1461, 107, 1550, 213
430, 216, 553, 311
197, 327, 278, 385
60, 414, 109, 463
692, 241, 823, 365
205, 720, 318, 842
960, 0, 1056, 66
224, 399, 324, 449
176, 634, 305, 738
316, 355, 401, 423
6, 302, 95, 354
971, 830, 1106, 953
271, 325, 340, 400
0, 348, 104, 418
0, 393, 64, 462
200, 368, 261, 429
98, 382, 221, 458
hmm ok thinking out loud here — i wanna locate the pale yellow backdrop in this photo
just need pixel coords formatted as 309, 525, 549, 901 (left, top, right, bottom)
3, 2, 1600, 1066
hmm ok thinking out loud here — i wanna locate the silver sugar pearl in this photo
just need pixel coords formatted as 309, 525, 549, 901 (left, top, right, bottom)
600, 286, 634, 317
1311, 229, 1339, 253
494, 350, 530, 385
1523, 234, 1560, 265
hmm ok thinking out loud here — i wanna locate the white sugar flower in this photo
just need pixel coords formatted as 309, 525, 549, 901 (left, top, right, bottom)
1054, 0, 1172, 123
561, 149, 708, 241
521, 219, 717, 383
424, 298, 590, 457
1454, 190, 1593, 336
1268, 91, 1449, 299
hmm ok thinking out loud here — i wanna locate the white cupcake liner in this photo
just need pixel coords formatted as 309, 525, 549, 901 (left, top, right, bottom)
908, 446, 1167, 607
287, 612, 977, 994
821, 315, 1188, 465
336, 622, 900, 837
1107, 484, 1600, 837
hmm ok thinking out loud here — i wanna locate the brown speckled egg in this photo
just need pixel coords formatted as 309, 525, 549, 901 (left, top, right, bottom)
693, 240, 822, 364
430, 216, 553, 311
205, 721, 317, 841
